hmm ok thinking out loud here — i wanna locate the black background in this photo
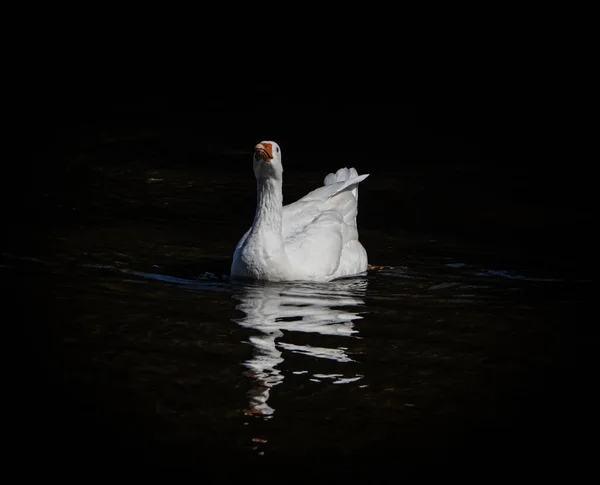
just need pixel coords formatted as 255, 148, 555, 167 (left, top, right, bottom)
5, 36, 595, 477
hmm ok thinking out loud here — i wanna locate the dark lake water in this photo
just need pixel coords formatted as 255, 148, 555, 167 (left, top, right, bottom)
4, 124, 594, 477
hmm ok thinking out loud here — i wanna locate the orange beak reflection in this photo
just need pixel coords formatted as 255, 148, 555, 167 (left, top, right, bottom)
254, 143, 273, 162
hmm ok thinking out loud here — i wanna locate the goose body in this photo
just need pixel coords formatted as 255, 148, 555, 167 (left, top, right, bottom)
231, 141, 369, 282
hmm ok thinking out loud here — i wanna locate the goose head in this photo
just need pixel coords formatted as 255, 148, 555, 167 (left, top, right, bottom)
253, 141, 283, 181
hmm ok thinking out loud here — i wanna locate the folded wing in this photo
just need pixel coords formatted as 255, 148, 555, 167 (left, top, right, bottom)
282, 167, 369, 279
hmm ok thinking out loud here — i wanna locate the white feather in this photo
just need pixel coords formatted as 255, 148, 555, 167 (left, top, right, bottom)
231, 143, 369, 282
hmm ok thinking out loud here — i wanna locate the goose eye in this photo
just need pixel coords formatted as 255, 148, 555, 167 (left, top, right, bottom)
276, 146, 279, 153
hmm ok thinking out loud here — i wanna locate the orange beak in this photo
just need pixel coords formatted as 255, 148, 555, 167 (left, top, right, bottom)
254, 143, 273, 162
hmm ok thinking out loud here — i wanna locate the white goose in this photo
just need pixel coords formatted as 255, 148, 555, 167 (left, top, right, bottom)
231, 141, 369, 282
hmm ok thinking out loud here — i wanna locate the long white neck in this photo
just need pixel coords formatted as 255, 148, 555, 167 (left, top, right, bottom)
250, 177, 283, 236
236, 174, 290, 281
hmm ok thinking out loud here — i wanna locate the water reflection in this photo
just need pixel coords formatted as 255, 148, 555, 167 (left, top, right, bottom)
232, 277, 367, 417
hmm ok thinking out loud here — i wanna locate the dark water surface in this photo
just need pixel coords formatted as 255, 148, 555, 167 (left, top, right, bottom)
5, 131, 594, 477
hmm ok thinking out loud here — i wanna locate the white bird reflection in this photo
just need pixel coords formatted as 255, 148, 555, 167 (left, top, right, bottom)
232, 277, 368, 417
